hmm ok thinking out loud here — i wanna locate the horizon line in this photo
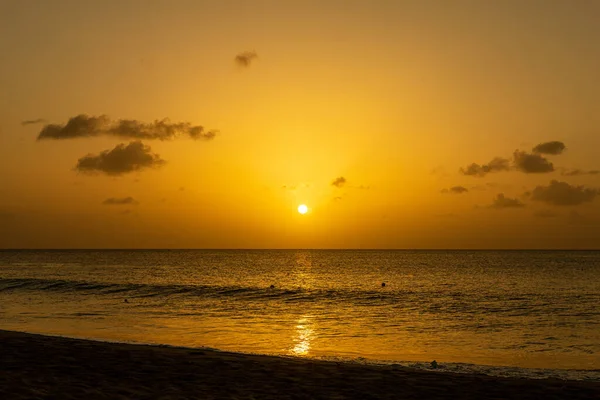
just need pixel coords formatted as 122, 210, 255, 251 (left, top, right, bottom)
1, 248, 599, 251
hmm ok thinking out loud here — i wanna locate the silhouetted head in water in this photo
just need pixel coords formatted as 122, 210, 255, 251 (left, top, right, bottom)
270, 284, 275, 289
124, 299, 129, 303
381, 282, 386, 287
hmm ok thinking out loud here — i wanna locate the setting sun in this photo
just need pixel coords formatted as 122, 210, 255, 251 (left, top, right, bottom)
297, 204, 308, 215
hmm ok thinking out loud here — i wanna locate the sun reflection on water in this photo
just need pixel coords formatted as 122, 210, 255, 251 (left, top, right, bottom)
290, 252, 316, 356
291, 316, 313, 356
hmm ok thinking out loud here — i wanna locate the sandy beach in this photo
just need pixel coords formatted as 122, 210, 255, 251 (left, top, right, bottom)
1, 330, 598, 399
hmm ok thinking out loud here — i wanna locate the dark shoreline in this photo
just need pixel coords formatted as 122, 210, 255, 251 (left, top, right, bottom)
1, 330, 599, 399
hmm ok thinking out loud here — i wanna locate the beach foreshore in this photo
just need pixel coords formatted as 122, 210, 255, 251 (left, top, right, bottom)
1, 330, 598, 399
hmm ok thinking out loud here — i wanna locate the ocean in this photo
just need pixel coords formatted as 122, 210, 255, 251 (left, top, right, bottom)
1, 250, 599, 381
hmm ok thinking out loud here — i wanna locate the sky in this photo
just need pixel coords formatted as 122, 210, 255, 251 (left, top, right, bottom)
1, 0, 599, 249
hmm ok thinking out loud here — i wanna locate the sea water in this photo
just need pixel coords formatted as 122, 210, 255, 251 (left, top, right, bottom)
1, 250, 599, 381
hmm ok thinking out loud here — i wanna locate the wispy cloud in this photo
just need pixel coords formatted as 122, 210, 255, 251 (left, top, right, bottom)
75, 141, 165, 176
37, 114, 217, 141
21, 118, 47, 126
441, 186, 469, 194
235, 51, 258, 67
102, 197, 139, 205
560, 168, 600, 176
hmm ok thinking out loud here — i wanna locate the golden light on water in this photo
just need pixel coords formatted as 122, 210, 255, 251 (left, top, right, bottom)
297, 204, 308, 214
291, 316, 313, 356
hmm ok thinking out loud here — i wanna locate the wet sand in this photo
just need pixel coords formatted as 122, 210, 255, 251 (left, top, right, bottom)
1, 330, 599, 399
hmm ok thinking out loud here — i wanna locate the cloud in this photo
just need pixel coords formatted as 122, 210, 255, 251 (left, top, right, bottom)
108, 119, 216, 141
75, 141, 165, 176
21, 118, 47, 126
331, 177, 347, 188
102, 197, 139, 205
37, 114, 217, 141
561, 169, 600, 176
282, 183, 311, 191
530, 180, 598, 206
441, 186, 469, 194
460, 141, 564, 177
460, 157, 510, 177
513, 150, 554, 173
532, 141, 566, 155
235, 51, 258, 67
38, 115, 109, 139
490, 193, 525, 209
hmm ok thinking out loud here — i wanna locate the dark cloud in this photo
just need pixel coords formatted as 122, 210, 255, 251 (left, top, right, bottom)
513, 151, 554, 173
21, 118, 47, 126
102, 197, 138, 206
331, 177, 347, 188
561, 169, 600, 177
490, 193, 525, 209
235, 51, 258, 67
108, 119, 216, 141
38, 115, 109, 140
532, 141, 566, 155
441, 186, 469, 194
37, 114, 217, 141
530, 180, 598, 206
75, 141, 166, 176
460, 157, 510, 177
460, 141, 564, 177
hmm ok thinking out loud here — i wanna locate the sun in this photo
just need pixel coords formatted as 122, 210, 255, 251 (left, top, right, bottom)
297, 204, 308, 214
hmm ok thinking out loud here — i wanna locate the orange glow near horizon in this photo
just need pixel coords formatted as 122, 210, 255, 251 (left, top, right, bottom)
1, 2, 600, 248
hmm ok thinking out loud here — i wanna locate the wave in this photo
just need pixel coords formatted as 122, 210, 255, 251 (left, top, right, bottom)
0, 277, 410, 304
2, 277, 599, 319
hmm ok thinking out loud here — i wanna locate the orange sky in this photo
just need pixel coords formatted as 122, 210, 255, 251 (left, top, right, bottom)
1, 0, 600, 248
